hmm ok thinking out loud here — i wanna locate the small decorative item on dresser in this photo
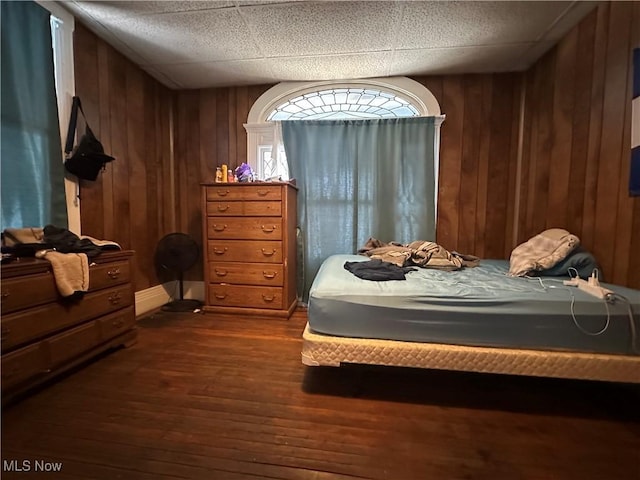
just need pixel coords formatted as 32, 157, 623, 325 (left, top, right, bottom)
215, 167, 223, 183
235, 163, 255, 182
221, 164, 228, 183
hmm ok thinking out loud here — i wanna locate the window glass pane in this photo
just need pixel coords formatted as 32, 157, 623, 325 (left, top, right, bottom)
334, 92, 348, 104
320, 93, 334, 105
308, 95, 324, 107
296, 99, 314, 110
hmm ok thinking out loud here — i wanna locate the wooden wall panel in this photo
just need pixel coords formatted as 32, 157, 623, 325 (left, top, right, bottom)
73, 23, 175, 291
627, 2, 640, 290
518, 2, 639, 288
419, 74, 518, 259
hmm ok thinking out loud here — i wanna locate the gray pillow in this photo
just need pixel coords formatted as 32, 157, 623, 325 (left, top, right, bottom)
537, 248, 600, 279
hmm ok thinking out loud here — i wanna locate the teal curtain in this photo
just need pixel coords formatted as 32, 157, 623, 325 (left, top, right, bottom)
282, 117, 437, 301
1, 1, 67, 230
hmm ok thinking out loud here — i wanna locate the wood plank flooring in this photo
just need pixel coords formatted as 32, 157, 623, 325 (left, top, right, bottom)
2, 310, 639, 480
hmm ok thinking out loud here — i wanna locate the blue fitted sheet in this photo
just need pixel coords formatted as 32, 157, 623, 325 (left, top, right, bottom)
308, 255, 640, 355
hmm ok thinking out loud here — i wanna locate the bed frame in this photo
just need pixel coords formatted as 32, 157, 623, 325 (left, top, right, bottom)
302, 323, 640, 383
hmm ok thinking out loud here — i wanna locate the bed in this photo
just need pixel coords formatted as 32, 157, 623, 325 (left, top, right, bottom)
301, 254, 640, 383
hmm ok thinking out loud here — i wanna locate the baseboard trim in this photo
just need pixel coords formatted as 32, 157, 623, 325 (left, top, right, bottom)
135, 281, 205, 317
134, 284, 171, 317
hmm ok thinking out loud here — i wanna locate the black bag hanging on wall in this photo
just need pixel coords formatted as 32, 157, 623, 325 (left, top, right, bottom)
64, 96, 114, 181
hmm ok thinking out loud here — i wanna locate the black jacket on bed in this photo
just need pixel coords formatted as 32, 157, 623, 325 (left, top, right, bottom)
344, 259, 417, 281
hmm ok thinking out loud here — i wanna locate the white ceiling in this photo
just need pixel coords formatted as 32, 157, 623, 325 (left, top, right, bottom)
60, 1, 597, 90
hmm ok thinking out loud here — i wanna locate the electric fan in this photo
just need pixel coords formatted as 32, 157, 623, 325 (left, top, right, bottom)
155, 233, 203, 312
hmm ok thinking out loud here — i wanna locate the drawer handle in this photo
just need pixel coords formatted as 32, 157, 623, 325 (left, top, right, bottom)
41, 368, 52, 374
1, 290, 10, 299
214, 269, 228, 277
107, 267, 121, 279
261, 248, 277, 257
213, 247, 228, 255
261, 225, 276, 233
217, 204, 230, 212
112, 319, 125, 328
262, 294, 275, 302
257, 190, 269, 197
214, 293, 227, 300
213, 224, 227, 232
216, 190, 230, 197
263, 271, 277, 279
108, 292, 122, 305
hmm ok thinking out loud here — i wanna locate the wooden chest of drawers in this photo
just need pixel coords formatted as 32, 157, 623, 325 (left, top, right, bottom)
1, 250, 137, 404
202, 183, 297, 317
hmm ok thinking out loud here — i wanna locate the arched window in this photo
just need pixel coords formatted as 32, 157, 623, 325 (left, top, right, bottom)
244, 77, 443, 181
267, 87, 420, 121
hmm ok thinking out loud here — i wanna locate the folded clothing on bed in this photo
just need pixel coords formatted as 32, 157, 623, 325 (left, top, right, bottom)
358, 237, 479, 270
344, 259, 417, 281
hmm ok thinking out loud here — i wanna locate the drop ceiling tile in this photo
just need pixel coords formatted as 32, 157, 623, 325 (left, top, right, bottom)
63, 7, 152, 66
95, 9, 261, 65
395, 1, 572, 49
268, 53, 391, 82
390, 44, 532, 76
67, 1, 235, 20
158, 60, 276, 89
240, 1, 402, 57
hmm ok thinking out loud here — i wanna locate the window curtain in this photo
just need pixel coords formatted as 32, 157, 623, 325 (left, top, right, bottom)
1, 1, 67, 230
282, 117, 438, 301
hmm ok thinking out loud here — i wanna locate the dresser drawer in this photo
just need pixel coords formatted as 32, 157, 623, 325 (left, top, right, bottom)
89, 261, 131, 290
209, 262, 284, 286
208, 284, 283, 310
1, 260, 132, 315
45, 321, 101, 368
207, 217, 282, 240
1, 273, 58, 315
1, 284, 133, 351
97, 307, 136, 341
1, 343, 46, 390
208, 240, 283, 263
206, 201, 281, 217
206, 185, 282, 201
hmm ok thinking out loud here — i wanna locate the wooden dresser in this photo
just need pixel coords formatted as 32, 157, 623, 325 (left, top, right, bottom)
1, 250, 137, 404
202, 182, 297, 317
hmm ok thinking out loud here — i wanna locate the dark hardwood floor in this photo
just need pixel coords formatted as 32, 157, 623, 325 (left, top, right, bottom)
2, 310, 639, 480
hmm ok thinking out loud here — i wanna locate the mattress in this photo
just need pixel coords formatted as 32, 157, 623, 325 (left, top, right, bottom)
308, 255, 640, 356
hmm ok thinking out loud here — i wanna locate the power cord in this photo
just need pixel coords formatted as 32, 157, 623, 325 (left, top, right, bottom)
542, 277, 639, 353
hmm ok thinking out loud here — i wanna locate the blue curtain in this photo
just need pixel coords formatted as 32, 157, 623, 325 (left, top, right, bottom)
282, 117, 437, 301
1, 1, 67, 230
